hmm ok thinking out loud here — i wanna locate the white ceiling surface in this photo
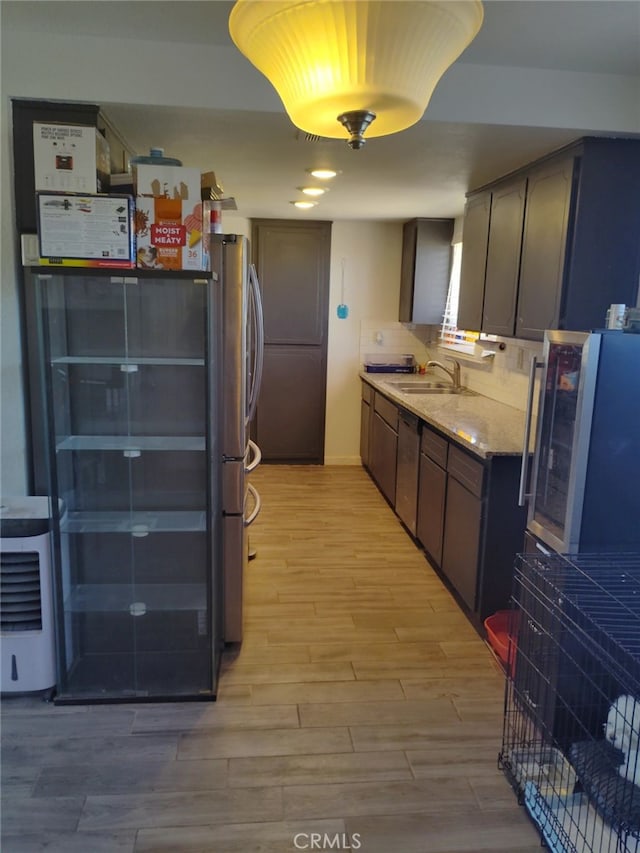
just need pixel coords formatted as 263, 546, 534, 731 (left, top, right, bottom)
4, 0, 640, 221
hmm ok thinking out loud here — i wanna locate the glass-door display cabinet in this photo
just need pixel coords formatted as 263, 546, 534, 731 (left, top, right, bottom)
30, 269, 222, 702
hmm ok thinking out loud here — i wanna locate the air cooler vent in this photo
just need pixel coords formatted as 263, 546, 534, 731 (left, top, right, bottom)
0, 551, 42, 632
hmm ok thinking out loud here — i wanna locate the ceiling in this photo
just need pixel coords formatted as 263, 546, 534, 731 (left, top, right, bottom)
4, 0, 640, 221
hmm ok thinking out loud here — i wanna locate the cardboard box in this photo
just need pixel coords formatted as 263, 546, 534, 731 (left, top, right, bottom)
135, 164, 208, 271
36, 193, 135, 268
201, 170, 224, 200
33, 123, 110, 193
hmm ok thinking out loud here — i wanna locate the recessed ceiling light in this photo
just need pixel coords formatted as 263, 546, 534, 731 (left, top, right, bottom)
299, 186, 327, 197
291, 200, 317, 209
307, 168, 337, 180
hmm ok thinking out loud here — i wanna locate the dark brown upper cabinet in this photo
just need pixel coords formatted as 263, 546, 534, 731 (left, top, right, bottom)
481, 176, 527, 336
458, 137, 640, 341
515, 155, 575, 339
399, 218, 454, 324
456, 192, 491, 332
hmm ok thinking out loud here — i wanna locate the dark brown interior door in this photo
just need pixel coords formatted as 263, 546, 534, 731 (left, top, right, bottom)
251, 219, 332, 463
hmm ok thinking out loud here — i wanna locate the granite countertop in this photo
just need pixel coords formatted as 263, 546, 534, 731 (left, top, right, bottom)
361, 372, 533, 460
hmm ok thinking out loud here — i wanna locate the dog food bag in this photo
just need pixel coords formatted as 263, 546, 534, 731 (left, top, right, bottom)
135, 164, 208, 271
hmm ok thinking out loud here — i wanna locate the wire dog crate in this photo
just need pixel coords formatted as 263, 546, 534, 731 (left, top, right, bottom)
499, 552, 640, 853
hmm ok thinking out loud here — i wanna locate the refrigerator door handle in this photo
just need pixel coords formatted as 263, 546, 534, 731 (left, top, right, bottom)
518, 354, 544, 506
245, 439, 262, 473
247, 263, 264, 425
245, 483, 262, 527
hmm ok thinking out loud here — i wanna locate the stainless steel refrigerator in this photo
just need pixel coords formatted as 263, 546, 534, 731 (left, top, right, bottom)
209, 234, 264, 644
25, 234, 263, 702
520, 329, 640, 555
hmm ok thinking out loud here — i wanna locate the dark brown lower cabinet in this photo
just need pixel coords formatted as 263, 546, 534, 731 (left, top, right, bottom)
370, 412, 398, 506
360, 398, 371, 467
442, 475, 483, 611
441, 445, 485, 611
369, 392, 399, 506
363, 388, 528, 627
360, 382, 374, 469
440, 444, 528, 622
416, 429, 448, 566
395, 411, 421, 536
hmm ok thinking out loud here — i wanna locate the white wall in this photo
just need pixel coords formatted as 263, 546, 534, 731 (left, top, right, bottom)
1, 95, 28, 494
325, 222, 403, 464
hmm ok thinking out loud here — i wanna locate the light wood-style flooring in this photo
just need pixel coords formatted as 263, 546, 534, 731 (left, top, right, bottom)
1, 465, 541, 852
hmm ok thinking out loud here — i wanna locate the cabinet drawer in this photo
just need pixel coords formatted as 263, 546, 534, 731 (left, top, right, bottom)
374, 392, 398, 431
447, 445, 484, 498
420, 427, 448, 468
361, 381, 374, 405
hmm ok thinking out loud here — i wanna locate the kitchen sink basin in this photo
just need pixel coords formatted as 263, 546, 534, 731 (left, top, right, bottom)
389, 382, 477, 396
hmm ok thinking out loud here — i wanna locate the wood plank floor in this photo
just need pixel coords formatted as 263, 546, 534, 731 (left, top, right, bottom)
1, 465, 542, 852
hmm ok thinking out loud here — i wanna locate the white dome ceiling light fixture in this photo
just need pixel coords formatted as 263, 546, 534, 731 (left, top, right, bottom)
229, 0, 484, 149
291, 200, 318, 209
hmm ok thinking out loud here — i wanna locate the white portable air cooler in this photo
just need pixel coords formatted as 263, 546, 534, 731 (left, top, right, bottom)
1, 497, 56, 693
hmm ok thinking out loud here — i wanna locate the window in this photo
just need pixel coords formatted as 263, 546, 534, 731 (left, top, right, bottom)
439, 242, 479, 354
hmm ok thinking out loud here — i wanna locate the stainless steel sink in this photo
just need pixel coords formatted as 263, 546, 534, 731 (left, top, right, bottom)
390, 381, 448, 391
389, 382, 478, 396
394, 384, 446, 392
403, 387, 477, 395
401, 387, 458, 394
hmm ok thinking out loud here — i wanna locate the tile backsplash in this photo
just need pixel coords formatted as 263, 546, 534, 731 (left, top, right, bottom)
441, 337, 544, 411
360, 320, 543, 412
360, 320, 434, 369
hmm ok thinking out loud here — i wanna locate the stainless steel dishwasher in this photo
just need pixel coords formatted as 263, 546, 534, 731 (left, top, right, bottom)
395, 408, 421, 536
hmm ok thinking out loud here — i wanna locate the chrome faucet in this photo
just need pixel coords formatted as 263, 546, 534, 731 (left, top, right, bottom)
426, 358, 462, 390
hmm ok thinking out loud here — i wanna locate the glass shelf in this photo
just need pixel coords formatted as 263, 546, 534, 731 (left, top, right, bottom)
56, 435, 206, 452
65, 583, 207, 613
51, 356, 205, 367
60, 510, 206, 534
